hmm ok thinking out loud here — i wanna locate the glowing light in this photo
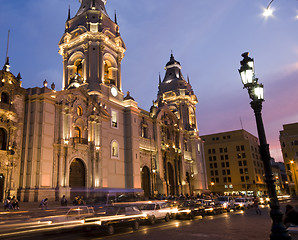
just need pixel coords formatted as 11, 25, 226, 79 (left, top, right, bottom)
263, 8, 273, 17
64, 139, 69, 144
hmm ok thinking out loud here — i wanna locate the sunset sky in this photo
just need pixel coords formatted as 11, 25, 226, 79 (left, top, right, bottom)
1, 0, 298, 162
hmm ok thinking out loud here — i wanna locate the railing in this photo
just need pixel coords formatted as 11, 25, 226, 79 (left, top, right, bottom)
71, 137, 88, 145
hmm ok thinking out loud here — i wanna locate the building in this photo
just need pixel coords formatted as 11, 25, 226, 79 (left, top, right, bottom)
270, 158, 289, 195
201, 129, 267, 196
0, 0, 207, 202
280, 123, 298, 196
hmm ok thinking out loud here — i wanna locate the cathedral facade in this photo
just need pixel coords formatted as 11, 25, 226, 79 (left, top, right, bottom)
0, 0, 207, 202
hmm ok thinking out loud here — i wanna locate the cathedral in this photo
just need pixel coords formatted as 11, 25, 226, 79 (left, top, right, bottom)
0, 0, 207, 202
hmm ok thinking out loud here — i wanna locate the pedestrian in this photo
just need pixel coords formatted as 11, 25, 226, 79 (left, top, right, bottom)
11, 196, 19, 210
284, 205, 298, 227
4, 197, 11, 210
60, 195, 67, 206
254, 197, 261, 215
40, 198, 48, 209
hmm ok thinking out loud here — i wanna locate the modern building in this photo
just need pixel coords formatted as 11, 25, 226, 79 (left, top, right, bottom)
0, 0, 207, 202
280, 123, 298, 196
201, 129, 267, 196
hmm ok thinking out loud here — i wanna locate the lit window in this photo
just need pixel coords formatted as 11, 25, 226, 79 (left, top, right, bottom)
111, 110, 118, 128
77, 106, 83, 116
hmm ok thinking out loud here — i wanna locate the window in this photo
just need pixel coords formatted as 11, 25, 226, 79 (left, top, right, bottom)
74, 126, 82, 139
222, 170, 226, 175
77, 106, 83, 116
224, 148, 228, 153
208, 149, 211, 154
220, 155, 224, 160
237, 154, 241, 159
241, 145, 245, 151
221, 162, 225, 168
1, 92, 9, 104
241, 176, 245, 182
238, 161, 242, 166
239, 169, 243, 174
228, 177, 231, 182
212, 149, 216, 154
214, 170, 218, 176
111, 140, 119, 158
213, 156, 217, 161
209, 156, 212, 161
210, 163, 213, 169
245, 176, 249, 181
223, 177, 227, 183
242, 153, 246, 158
243, 160, 247, 166
214, 163, 218, 168
227, 169, 230, 175
225, 155, 229, 160
236, 146, 240, 151
220, 148, 223, 153
215, 178, 219, 183
111, 110, 118, 128
226, 162, 230, 167
0, 128, 7, 150
210, 170, 214, 176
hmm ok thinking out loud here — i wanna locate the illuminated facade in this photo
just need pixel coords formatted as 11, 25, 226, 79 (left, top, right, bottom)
201, 130, 267, 196
280, 123, 298, 196
0, 0, 207, 202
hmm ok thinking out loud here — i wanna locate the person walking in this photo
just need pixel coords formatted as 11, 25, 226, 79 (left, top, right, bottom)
60, 195, 67, 206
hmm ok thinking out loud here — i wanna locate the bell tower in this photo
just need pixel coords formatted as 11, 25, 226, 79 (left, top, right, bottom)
156, 54, 199, 133
59, 0, 126, 92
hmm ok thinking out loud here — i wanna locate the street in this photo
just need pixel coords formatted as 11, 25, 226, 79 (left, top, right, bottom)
2, 200, 297, 240
1, 206, 271, 240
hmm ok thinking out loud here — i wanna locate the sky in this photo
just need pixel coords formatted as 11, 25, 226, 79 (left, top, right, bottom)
0, 0, 298, 162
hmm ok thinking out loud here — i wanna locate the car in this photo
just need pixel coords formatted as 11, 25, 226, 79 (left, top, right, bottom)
203, 200, 223, 215
41, 206, 95, 224
84, 205, 145, 235
137, 201, 172, 224
234, 198, 249, 210
175, 200, 205, 219
259, 196, 270, 205
215, 196, 236, 212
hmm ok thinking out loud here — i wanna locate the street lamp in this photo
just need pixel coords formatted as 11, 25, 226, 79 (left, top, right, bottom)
211, 182, 215, 193
263, 0, 274, 17
239, 52, 291, 240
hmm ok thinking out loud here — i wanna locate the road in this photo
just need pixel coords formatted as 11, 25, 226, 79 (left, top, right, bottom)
2, 201, 297, 240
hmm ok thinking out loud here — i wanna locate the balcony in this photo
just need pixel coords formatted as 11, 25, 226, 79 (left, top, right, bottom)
71, 137, 88, 145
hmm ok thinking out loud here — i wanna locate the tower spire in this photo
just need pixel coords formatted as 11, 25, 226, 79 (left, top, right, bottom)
114, 10, 118, 24
67, 5, 71, 21
3, 30, 10, 72
159, 73, 161, 85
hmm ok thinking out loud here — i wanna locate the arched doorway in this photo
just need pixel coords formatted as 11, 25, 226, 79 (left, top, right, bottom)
69, 159, 86, 200
141, 166, 151, 199
168, 162, 175, 195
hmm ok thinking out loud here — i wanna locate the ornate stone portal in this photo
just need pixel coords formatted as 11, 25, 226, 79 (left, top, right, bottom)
0, 0, 207, 202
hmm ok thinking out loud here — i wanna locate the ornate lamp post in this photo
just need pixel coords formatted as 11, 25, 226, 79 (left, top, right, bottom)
239, 52, 291, 240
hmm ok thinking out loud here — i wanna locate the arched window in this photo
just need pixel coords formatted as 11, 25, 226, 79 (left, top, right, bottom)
74, 126, 82, 139
111, 140, 119, 158
1, 92, 9, 104
103, 59, 116, 85
77, 106, 83, 116
74, 59, 83, 79
0, 128, 7, 150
